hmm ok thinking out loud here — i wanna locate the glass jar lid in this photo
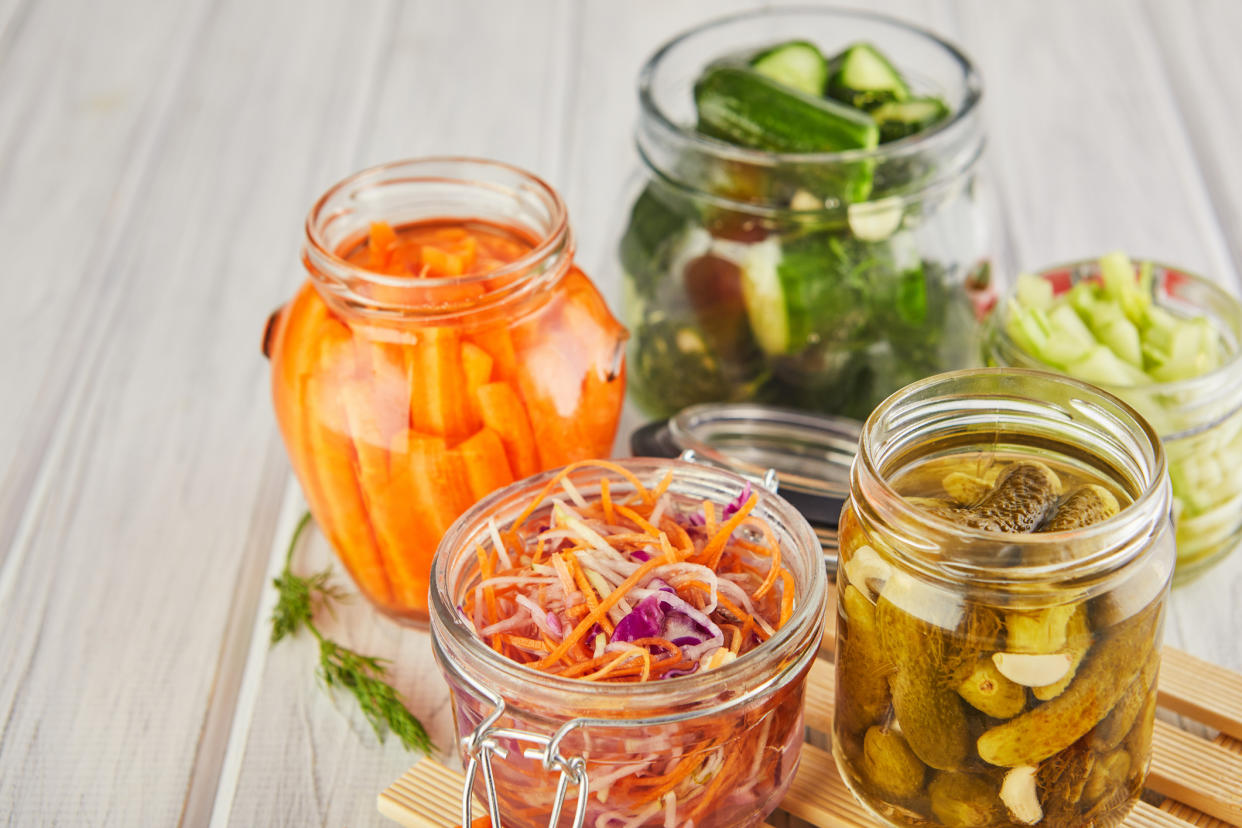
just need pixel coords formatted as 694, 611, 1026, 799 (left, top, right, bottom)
631, 402, 861, 560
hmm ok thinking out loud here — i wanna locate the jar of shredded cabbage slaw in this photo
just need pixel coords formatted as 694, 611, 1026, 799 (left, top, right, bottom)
429, 458, 827, 828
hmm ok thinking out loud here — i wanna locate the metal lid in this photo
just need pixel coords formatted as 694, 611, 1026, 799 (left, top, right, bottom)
631, 402, 862, 562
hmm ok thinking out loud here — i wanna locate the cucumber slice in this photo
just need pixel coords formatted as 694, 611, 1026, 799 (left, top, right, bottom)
695, 65, 880, 202
696, 66, 879, 153
847, 196, 904, 241
751, 40, 829, 97
827, 43, 910, 111
871, 97, 950, 143
739, 238, 789, 354
1015, 272, 1055, 311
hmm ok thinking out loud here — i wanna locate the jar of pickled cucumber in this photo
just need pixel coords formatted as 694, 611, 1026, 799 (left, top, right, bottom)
834, 368, 1174, 827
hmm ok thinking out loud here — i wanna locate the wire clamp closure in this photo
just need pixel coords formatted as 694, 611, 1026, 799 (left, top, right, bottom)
461, 687, 590, 828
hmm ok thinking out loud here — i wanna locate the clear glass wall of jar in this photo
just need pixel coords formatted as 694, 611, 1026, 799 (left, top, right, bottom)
987, 259, 1242, 583
618, 8, 990, 422
430, 459, 827, 828
265, 158, 627, 625
834, 369, 1174, 827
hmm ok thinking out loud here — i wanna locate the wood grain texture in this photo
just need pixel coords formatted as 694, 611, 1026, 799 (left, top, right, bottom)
0, 1, 1240, 826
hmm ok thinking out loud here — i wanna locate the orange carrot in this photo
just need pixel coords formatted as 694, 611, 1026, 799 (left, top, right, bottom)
467, 324, 517, 380
339, 379, 426, 609
460, 340, 493, 425
475, 381, 539, 479
406, 326, 477, 439
401, 431, 473, 536
303, 322, 393, 606
457, 427, 514, 502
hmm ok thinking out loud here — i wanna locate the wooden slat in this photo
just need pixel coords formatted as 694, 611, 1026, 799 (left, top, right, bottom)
378, 760, 479, 828
1162, 736, 1242, 827
1158, 648, 1242, 742
1148, 723, 1242, 826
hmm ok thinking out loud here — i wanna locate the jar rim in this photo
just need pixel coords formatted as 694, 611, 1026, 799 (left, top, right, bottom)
989, 258, 1242, 406
856, 367, 1171, 584
429, 458, 827, 708
636, 5, 984, 168
302, 156, 572, 307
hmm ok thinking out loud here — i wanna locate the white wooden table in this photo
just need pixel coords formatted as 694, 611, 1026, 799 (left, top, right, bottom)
2, 1, 1240, 824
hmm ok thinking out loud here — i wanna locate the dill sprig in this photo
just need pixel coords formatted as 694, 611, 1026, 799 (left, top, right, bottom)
270, 511, 434, 756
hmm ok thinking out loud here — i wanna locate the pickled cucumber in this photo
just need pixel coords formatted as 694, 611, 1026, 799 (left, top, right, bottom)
877, 595, 973, 771
942, 470, 995, 506
1090, 647, 1159, 752
1082, 748, 1131, 805
927, 772, 1002, 827
976, 604, 1157, 767
1006, 605, 1077, 653
956, 656, 1026, 719
1032, 605, 1092, 701
862, 726, 927, 799
1040, 484, 1120, 532
837, 584, 892, 731
1037, 740, 1094, 822
952, 462, 1062, 533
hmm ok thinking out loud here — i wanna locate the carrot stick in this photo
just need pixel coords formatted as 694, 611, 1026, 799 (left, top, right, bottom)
339, 379, 425, 608
475, 381, 539, 479
406, 325, 476, 439
460, 340, 494, 424
303, 323, 393, 606
467, 324, 517, 380
271, 283, 328, 508
457, 427, 514, 502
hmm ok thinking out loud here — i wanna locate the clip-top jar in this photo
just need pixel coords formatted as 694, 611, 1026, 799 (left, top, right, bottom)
430, 459, 827, 828
265, 158, 627, 624
834, 369, 1173, 827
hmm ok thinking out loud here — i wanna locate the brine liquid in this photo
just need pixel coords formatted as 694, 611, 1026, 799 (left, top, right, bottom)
889, 451, 1132, 517
340, 218, 537, 278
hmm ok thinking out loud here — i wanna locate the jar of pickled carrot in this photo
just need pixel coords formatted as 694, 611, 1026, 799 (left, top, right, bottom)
264, 158, 627, 625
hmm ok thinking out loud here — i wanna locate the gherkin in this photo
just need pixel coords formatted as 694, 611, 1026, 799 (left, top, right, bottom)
927, 772, 1002, 827
1040, 484, 1120, 532
862, 726, 927, 799
953, 462, 1062, 533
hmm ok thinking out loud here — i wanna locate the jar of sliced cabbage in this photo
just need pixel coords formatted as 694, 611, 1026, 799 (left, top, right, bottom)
430, 459, 827, 828
834, 369, 1174, 828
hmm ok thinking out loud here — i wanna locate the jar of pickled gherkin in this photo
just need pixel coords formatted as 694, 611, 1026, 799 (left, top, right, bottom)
834, 368, 1174, 828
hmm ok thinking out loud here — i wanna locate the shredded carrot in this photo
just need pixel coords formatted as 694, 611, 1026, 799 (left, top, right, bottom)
600, 476, 615, 525
457, 462, 793, 682
699, 493, 758, 569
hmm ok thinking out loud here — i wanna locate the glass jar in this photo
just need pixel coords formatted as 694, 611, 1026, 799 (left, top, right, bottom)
987, 259, 1242, 583
834, 369, 1174, 828
265, 158, 627, 624
429, 459, 827, 828
618, 8, 991, 422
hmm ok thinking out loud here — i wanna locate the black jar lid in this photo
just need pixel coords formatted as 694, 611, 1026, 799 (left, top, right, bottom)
630, 403, 860, 568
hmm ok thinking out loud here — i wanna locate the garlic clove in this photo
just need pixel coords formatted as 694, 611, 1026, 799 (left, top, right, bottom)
1000, 766, 1043, 824
991, 652, 1073, 687
842, 544, 893, 599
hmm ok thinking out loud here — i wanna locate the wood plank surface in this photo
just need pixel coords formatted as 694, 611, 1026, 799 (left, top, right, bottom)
0, 1, 1239, 826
